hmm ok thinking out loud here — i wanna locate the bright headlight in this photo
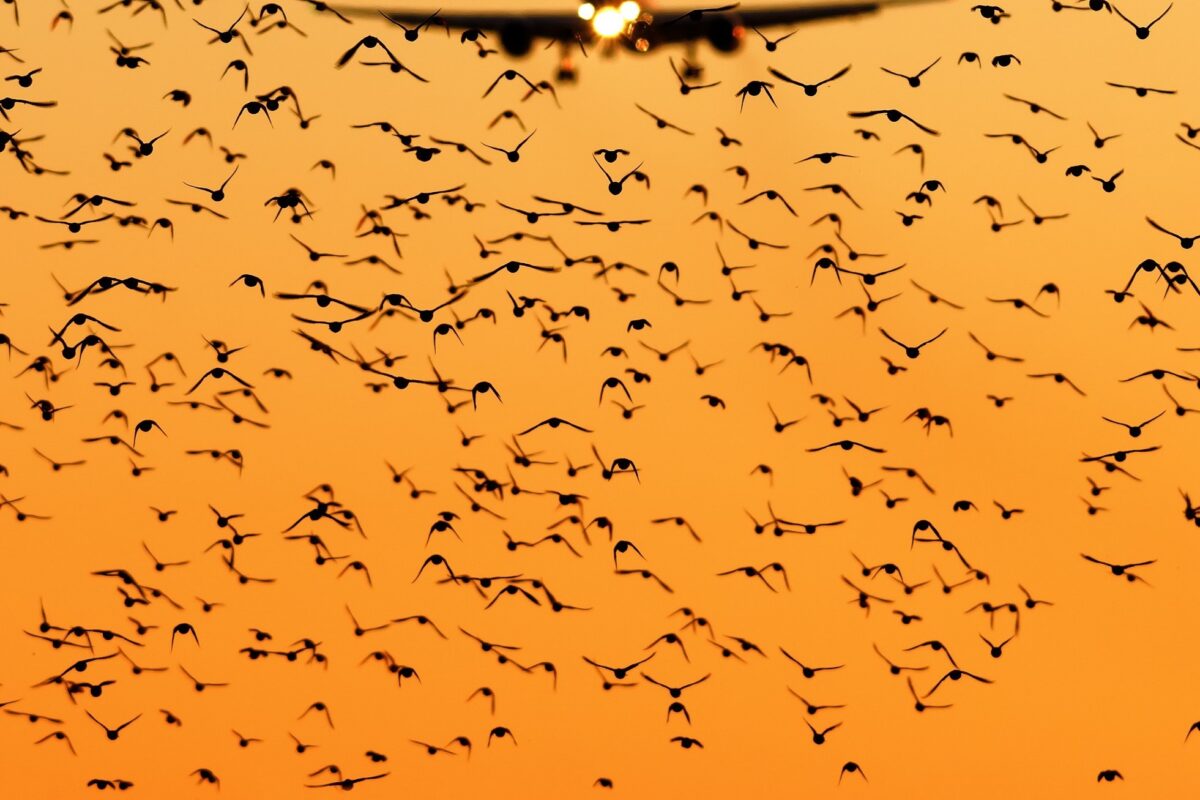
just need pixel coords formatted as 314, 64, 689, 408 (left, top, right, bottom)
592, 6, 625, 36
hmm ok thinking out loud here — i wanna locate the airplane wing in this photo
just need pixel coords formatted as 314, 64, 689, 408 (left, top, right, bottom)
367, 11, 591, 40
656, 2, 931, 44
735, 1, 916, 27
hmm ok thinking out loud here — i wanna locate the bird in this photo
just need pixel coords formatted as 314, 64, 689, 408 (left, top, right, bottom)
767, 65, 851, 96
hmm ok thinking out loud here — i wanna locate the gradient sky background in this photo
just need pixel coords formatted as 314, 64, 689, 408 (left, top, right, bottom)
2, 0, 1200, 796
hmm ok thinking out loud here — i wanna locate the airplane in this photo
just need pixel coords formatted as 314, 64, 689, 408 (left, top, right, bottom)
340, 2, 944, 69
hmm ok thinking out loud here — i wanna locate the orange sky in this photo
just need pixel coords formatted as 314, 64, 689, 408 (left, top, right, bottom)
2, 0, 1200, 797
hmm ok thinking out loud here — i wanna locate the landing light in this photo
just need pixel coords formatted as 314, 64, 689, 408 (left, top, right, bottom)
592, 6, 625, 36
578, 2, 595, 20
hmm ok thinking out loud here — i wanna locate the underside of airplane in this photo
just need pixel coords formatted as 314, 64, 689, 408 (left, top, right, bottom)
339, 1, 942, 60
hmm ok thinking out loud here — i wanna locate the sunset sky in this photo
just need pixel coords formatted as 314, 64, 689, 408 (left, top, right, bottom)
1, 0, 1199, 796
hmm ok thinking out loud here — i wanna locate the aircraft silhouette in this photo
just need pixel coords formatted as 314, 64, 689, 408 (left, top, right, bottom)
344, 1, 945, 66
